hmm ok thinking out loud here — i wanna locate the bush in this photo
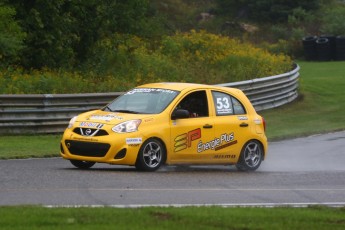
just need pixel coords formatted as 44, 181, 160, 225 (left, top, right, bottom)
1, 31, 292, 94
0, 4, 26, 67
159, 30, 292, 83
215, 0, 321, 22
0, 68, 88, 94
321, 4, 345, 35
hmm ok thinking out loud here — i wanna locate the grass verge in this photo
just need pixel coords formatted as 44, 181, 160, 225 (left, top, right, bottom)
261, 60, 345, 139
1, 206, 345, 229
0, 135, 61, 159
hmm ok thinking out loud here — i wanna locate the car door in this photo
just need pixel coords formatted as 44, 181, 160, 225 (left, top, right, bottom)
210, 90, 249, 163
169, 90, 215, 163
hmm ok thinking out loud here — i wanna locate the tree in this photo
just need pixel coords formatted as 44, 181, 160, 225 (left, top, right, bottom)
0, 3, 26, 67
5, 0, 149, 69
216, 0, 322, 22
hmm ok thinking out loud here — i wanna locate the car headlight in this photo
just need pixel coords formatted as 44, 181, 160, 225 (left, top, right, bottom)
112, 120, 141, 133
67, 116, 77, 129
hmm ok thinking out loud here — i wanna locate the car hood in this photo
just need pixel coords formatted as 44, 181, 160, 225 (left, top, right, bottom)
76, 110, 155, 125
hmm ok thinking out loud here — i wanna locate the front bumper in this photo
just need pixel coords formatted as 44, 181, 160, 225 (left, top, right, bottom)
60, 128, 142, 165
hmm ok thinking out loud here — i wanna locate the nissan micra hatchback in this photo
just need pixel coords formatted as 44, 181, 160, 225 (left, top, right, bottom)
60, 83, 267, 171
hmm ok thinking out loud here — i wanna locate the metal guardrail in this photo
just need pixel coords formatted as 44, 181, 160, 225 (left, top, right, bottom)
0, 64, 299, 134
217, 63, 300, 111
0, 93, 123, 134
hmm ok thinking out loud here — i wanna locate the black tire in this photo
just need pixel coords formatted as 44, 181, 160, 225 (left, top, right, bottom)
70, 160, 96, 169
320, 35, 336, 60
336, 36, 345, 60
302, 36, 317, 61
316, 38, 331, 61
236, 140, 263, 172
135, 138, 166, 172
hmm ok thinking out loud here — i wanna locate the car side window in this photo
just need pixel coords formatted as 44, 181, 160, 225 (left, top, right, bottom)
212, 91, 246, 116
231, 96, 246, 114
176, 90, 209, 118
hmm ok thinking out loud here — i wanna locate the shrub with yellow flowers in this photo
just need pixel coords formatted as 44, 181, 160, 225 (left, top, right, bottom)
1, 31, 292, 94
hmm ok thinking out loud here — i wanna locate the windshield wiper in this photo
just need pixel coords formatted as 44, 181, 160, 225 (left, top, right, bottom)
112, 109, 140, 114
103, 106, 113, 112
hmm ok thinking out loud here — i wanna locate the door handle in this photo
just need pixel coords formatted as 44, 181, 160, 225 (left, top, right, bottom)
203, 124, 213, 129
240, 122, 248, 127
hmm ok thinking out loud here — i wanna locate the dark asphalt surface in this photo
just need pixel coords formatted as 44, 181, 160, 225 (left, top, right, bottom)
1, 131, 345, 207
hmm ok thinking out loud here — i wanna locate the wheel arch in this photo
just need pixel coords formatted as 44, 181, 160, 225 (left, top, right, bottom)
136, 136, 168, 164
236, 138, 265, 171
152, 136, 168, 164
254, 138, 266, 160
241, 138, 266, 160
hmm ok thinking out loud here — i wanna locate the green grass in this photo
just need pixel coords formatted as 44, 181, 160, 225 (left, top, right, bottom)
261, 60, 345, 139
1, 61, 345, 159
0, 135, 61, 159
0, 206, 345, 229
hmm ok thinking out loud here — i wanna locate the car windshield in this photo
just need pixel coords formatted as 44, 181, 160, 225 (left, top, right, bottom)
104, 88, 179, 114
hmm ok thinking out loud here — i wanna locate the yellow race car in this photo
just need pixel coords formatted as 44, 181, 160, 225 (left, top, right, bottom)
60, 83, 267, 171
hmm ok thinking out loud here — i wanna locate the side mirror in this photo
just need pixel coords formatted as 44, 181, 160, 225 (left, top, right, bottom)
171, 109, 190, 120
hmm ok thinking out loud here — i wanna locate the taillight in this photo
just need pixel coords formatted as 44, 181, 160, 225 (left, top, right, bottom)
262, 117, 266, 131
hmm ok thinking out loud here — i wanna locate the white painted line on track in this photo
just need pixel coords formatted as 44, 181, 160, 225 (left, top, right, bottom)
44, 202, 345, 208
2, 188, 345, 191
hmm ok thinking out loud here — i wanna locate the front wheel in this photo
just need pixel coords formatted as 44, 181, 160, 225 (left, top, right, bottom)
135, 138, 166, 172
70, 160, 96, 169
236, 140, 263, 171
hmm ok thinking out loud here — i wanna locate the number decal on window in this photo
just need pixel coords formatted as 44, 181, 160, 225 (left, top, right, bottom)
213, 91, 233, 115
216, 97, 230, 110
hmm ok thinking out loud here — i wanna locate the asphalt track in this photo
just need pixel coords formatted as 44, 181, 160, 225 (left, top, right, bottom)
1, 131, 345, 207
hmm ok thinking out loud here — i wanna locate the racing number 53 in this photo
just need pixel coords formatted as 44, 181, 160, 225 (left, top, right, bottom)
213, 91, 234, 116
216, 97, 230, 110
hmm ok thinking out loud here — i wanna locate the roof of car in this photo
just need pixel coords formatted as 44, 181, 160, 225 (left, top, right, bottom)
137, 82, 229, 91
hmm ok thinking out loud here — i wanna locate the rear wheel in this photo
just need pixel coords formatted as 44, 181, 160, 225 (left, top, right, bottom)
135, 138, 166, 171
236, 140, 263, 171
70, 160, 96, 169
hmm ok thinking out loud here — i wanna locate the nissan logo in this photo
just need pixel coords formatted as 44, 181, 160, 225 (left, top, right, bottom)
85, 129, 92, 136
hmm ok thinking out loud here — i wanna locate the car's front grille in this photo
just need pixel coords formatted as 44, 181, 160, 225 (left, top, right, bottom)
73, 128, 109, 136
65, 140, 110, 157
